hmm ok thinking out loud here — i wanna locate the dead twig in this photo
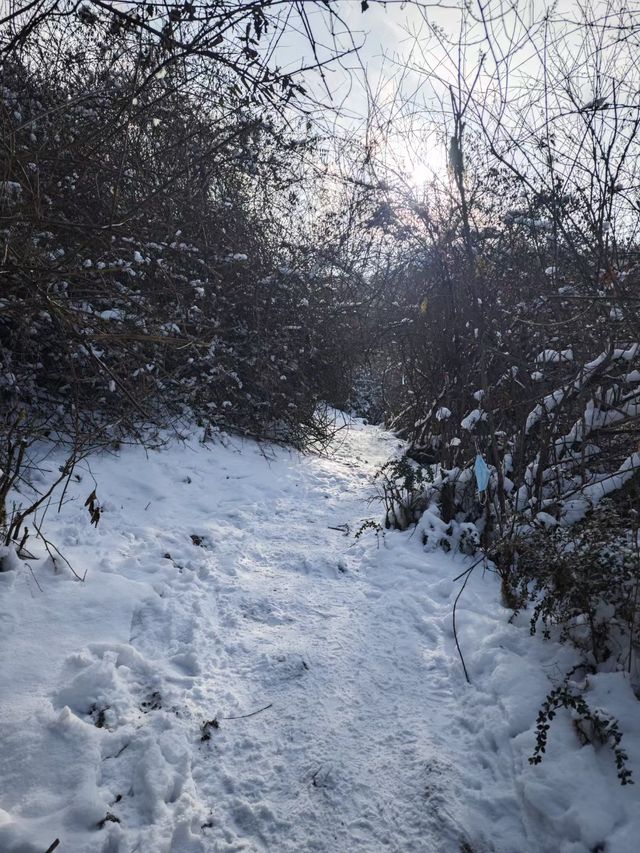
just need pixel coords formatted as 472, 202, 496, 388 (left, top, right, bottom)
31, 517, 86, 582
222, 703, 273, 720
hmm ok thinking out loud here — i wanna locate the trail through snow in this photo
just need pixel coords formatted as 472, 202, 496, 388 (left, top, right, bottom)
1, 420, 639, 852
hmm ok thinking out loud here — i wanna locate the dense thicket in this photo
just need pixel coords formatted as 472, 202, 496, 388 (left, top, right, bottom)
354, 1, 640, 689
0, 3, 371, 548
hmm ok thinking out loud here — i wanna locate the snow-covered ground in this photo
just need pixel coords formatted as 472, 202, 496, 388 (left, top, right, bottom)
0, 419, 639, 852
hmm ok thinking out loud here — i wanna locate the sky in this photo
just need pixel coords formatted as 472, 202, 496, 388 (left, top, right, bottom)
270, 0, 463, 181
271, 0, 631, 185
256, 0, 640, 192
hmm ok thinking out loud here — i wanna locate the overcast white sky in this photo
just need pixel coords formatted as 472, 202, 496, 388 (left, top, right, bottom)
268, 1, 464, 179
268, 0, 632, 186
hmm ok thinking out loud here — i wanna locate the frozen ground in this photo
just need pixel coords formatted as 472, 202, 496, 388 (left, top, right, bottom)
0, 418, 638, 852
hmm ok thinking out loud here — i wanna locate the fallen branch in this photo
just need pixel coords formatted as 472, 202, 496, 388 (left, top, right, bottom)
222, 703, 273, 720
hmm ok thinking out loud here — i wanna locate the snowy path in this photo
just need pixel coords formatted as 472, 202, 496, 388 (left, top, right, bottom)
1, 421, 638, 852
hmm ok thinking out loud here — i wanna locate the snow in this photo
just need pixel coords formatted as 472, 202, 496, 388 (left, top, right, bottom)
97, 309, 125, 321
435, 406, 451, 421
613, 344, 639, 362
581, 451, 640, 505
461, 408, 487, 431
0, 420, 639, 852
526, 388, 565, 433
533, 511, 558, 529
536, 348, 574, 364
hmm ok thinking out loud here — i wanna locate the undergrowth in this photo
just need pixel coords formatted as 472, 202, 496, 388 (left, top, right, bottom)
531, 669, 633, 785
